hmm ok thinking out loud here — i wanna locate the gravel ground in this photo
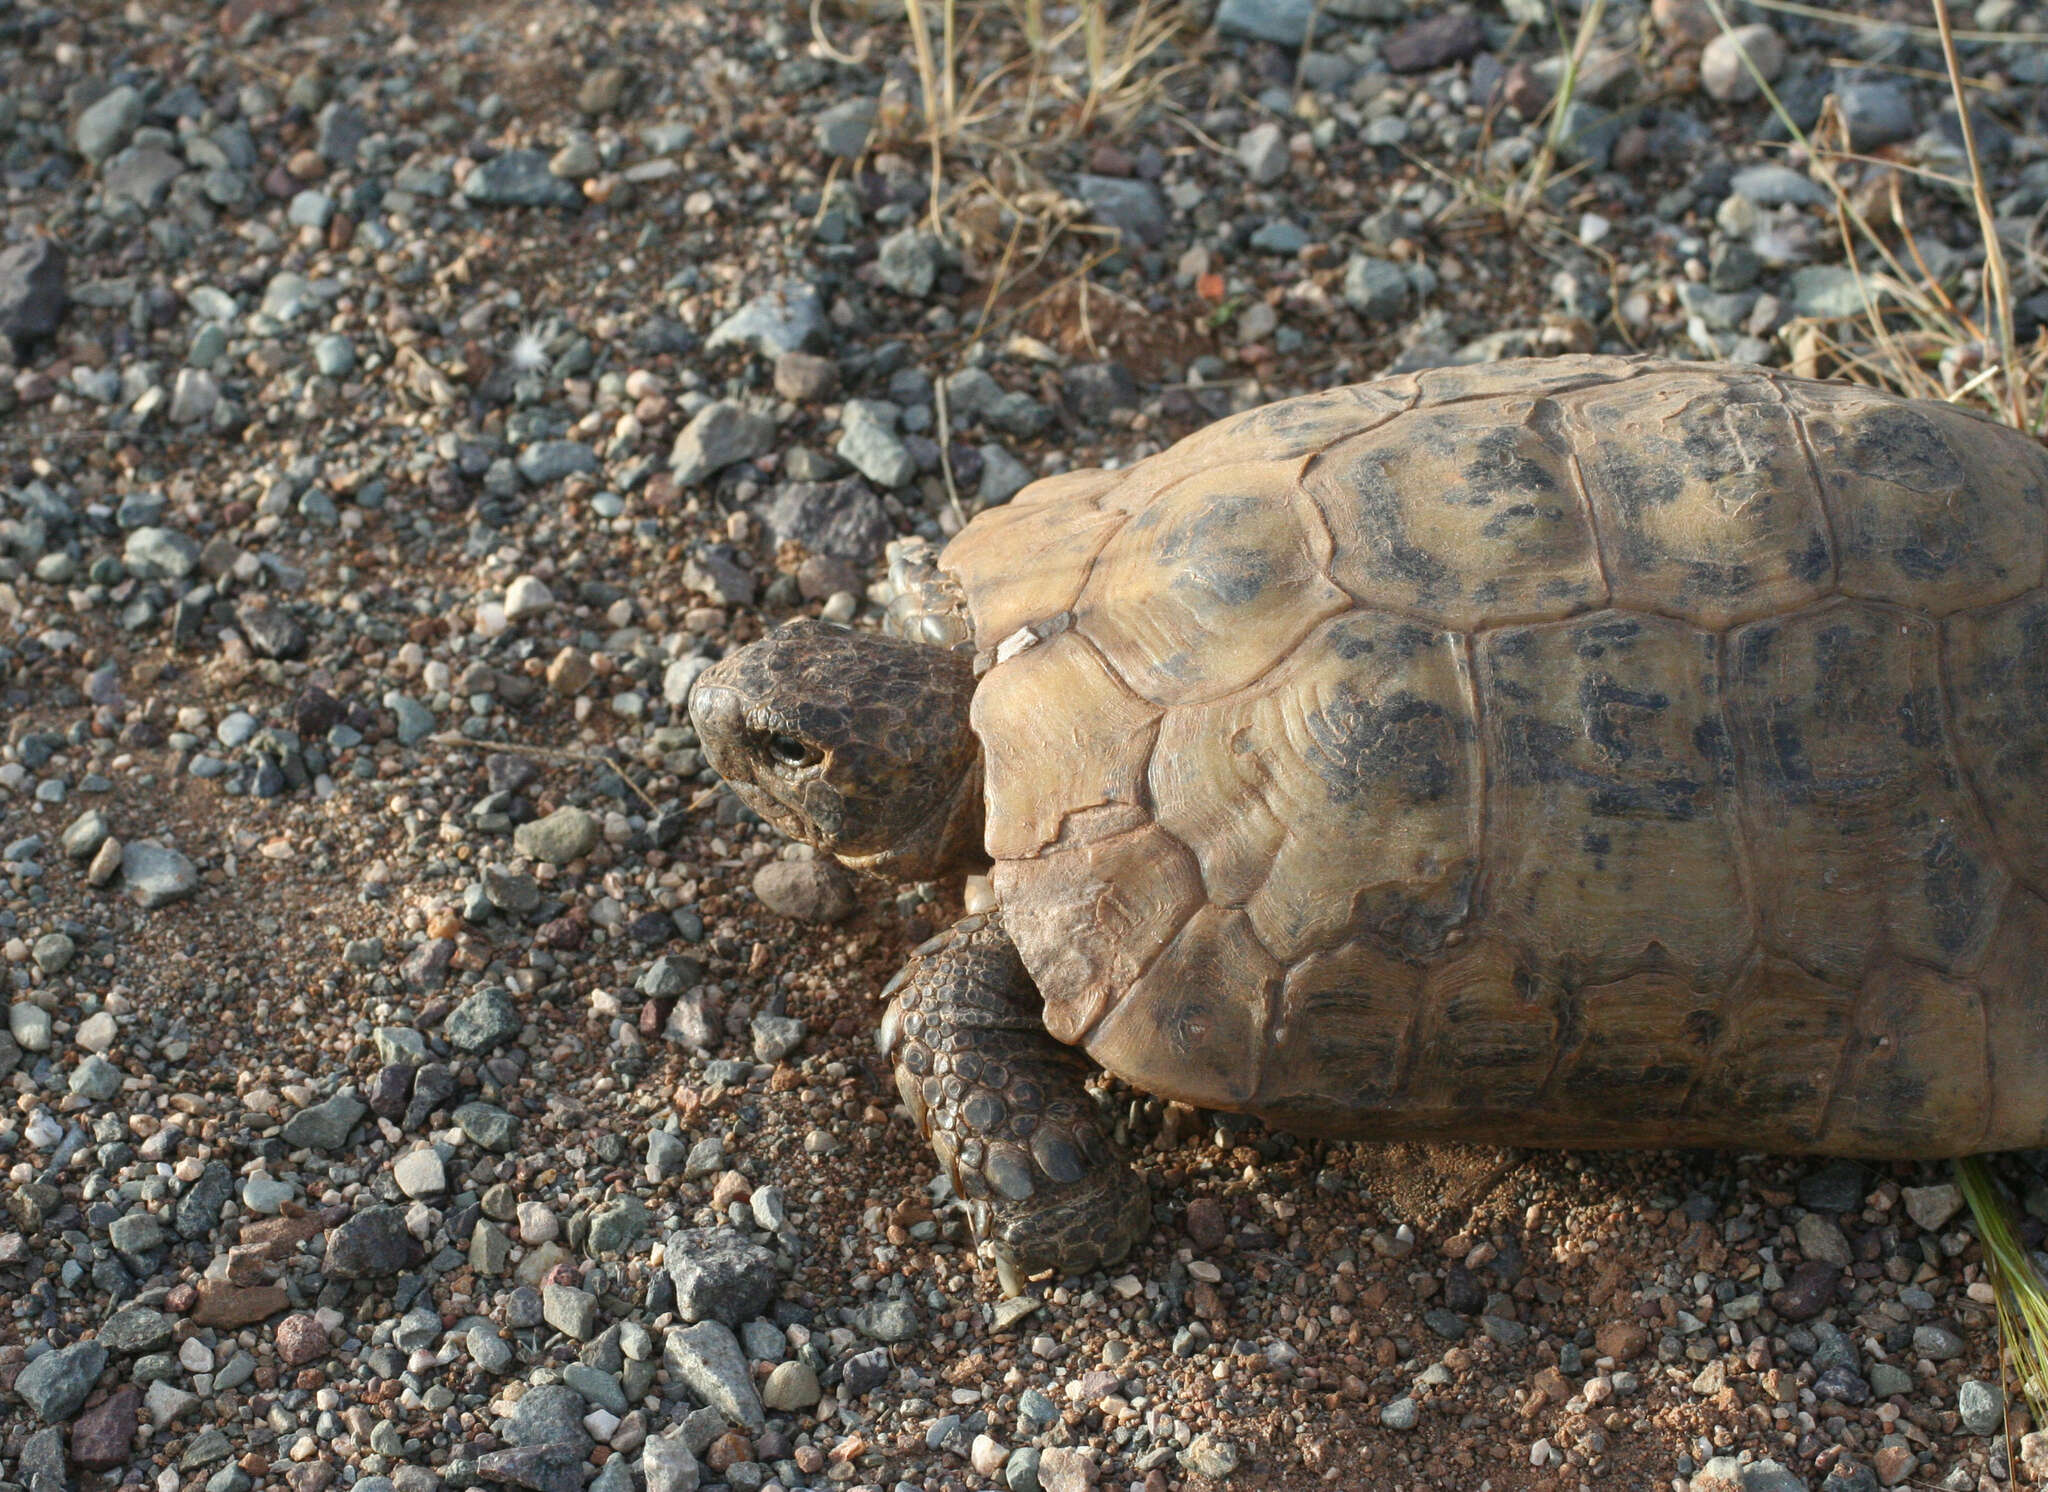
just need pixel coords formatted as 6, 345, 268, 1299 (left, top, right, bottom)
5, 1, 2048, 1491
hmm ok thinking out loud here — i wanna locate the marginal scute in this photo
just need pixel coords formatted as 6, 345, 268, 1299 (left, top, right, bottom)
1683, 956, 1851, 1149
1476, 612, 1750, 986
1084, 906, 1280, 1109
943, 497, 1124, 646
1542, 970, 1718, 1131
1076, 463, 1349, 706
1791, 382, 2048, 613
1942, 593, 2048, 892
1259, 939, 1425, 1126
1726, 599, 2009, 980
1564, 371, 1833, 625
1972, 890, 2048, 1148
994, 822, 1204, 1046
1309, 396, 1606, 630
1822, 958, 1988, 1153
1150, 611, 1476, 964
1407, 353, 1659, 405
1400, 938, 1562, 1121
972, 628, 1160, 859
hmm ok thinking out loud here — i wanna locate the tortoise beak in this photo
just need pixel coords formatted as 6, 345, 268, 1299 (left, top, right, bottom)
687, 679, 750, 784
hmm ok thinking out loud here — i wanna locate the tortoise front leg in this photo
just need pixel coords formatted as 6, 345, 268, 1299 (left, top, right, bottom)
878, 912, 1151, 1280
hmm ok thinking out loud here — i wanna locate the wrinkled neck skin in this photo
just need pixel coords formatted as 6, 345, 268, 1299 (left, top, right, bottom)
837, 753, 986, 881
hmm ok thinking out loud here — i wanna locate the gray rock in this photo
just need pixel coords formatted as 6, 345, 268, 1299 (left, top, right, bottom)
876, 229, 941, 298
752, 860, 856, 923
312, 334, 356, 378
1837, 79, 1915, 151
513, 807, 599, 865
99, 1306, 175, 1355
76, 87, 145, 161
837, 400, 916, 488
0, 238, 68, 356
109, 1211, 167, 1254
682, 543, 755, 606
504, 1383, 593, 1451
103, 146, 184, 211
840, 1345, 892, 1395
643, 1430, 701, 1492
382, 697, 432, 746
1912, 1323, 1966, 1361
704, 280, 828, 359
664, 1228, 778, 1325
124, 528, 200, 579
475, 1443, 583, 1492
663, 1322, 765, 1432
517, 441, 598, 485
169, 368, 220, 425
463, 150, 583, 208
1074, 174, 1168, 246
1215, 0, 1321, 45
325, 1207, 418, 1279
282, 1090, 366, 1151
813, 98, 877, 159
757, 477, 893, 564
455, 1102, 518, 1151
670, 401, 777, 485
585, 1196, 650, 1256
563, 1362, 628, 1416
1794, 1211, 1852, 1267
1869, 1362, 1914, 1396
1342, 255, 1410, 320
648, 1129, 688, 1180
60, 810, 111, 862
468, 1326, 515, 1375
979, 444, 1035, 504
542, 1282, 599, 1340
1960, 1378, 2002, 1435
1729, 163, 1831, 207
1903, 1183, 1963, 1232
1789, 265, 1878, 318
852, 1297, 919, 1343
17, 1340, 108, 1422
445, 987, 521, 1053
1700, 23, 1785, 103
1237, 122, 1289, 186
751, 1014, 805, 1064
70, 1054, 123, 1101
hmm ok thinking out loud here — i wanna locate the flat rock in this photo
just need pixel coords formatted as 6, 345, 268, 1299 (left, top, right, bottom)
463, 150, 583, 208
704, 280, 828, 359
0, 238, 68, 356
445, 987, 521, 1053
325, 1206, 420, 1279
664, 1228, 778, 1325
1383, 11, 1487, 73
71, 1383, 140, 1468
17, 1340, 109, 1422
476, 1443, 585, 1492
670, 401, 777, 485
120, 842, 199, 908
751, 860, 855, 924
504, 1383, 593, 1452
281, 1089, 366, 1151
663, 1322, 765, 1432
513, 806, 599, 865
756, 477, 892, 565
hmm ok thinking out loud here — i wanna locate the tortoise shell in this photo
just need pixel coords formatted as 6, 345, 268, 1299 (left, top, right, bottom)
939, 355, 2048, 1157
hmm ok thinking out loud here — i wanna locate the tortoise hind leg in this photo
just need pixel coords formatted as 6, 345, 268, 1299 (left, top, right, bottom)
878, 912, 1151, 1279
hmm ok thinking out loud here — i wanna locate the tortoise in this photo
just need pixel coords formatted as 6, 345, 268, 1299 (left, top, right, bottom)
690, 354, 2048, 1280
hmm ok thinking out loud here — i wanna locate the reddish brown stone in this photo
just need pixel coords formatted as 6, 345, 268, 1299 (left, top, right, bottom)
705, 1432, 753, 1472
275, 1313, 328, 1366
191, 1280, 290, 1328
71, 1385, 140, 1470
1184, 1196, 1227, 1252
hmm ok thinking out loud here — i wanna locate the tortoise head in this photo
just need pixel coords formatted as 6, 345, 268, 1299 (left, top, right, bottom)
688, 619, 984, 879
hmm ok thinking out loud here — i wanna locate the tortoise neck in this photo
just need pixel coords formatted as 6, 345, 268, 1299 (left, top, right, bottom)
840, 749, 985, 881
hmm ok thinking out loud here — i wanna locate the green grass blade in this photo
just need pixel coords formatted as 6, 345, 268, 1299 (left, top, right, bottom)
1957, 1155, 2048, 1428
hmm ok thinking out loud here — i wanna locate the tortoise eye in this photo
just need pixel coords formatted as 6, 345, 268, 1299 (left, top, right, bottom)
767, 733, 817, 768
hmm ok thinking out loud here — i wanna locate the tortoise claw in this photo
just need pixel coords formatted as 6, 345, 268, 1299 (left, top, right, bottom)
885, 912, 1152, 1281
